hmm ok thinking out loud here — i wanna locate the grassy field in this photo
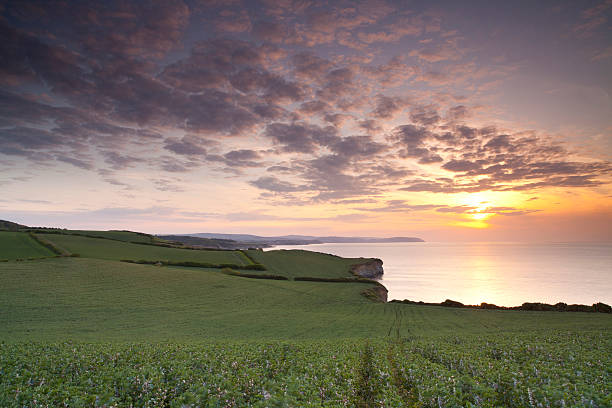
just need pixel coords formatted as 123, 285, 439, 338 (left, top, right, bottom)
1, 257, 609, 342
60, 229, 155, 243
1, 333, 610, 407
41, 233, 251, 265
0, 230, 610, 406
245, 249, 365, 279
18, 228, 156, 243
0, 231, 55, 260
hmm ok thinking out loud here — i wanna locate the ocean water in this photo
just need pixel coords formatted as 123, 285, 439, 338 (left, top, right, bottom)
267, 242, 612, 306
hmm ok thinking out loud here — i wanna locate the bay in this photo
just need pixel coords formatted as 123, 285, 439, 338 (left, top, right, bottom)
267, 242, 612, 306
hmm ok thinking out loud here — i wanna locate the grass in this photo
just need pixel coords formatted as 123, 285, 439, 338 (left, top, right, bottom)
26, 229, 155, 243
0, 231, 610, 406
41, 233, 251, 265
0, 231, 55, 260
244, 249, 367, 279
1, 257, 609, 342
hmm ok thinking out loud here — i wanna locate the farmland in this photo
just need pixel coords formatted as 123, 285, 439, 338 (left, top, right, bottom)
1, 333, 610, 407
0, 228, 611, 406
0, 231, 55, 260
39, 233, 251, 265
245, 249, 365, 279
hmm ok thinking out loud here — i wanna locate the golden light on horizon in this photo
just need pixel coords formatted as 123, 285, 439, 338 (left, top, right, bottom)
469, 212, 493, 221
454, 219, 490, 229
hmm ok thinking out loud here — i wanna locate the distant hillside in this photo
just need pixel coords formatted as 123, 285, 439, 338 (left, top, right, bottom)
157, 234, 265, 250
181, 232, 424, 246
0, 219, 28, 231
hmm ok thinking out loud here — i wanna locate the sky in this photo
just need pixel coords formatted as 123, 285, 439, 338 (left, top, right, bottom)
0, 0, 611, 241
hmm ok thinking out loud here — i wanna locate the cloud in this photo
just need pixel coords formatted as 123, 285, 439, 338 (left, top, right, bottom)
360, 56, 416, 86
152, 178, 185, 193
291, 52, 333, 79
573, 0, 612, 38
1, 0, 610, 211
164, 136, 210, 156
436, 205, 477, 213
442, 159, 482, 172
215, 9, 251, 32
409, 37, 463, 62
264, 122, 338, 153
251, 20, 290, 43
592, 45, 612, 61
372, 95, 405, 119
101, 151, 143, 170
410, 105, 440, 126
249, 176, 308, 192
330, 135, 388, 158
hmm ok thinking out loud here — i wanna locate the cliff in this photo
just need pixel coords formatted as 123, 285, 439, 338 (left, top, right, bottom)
350, 258, 384, 279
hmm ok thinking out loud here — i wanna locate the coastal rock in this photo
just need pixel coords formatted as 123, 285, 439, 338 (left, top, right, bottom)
361, 286, 388, 303
350, 259, 384, 279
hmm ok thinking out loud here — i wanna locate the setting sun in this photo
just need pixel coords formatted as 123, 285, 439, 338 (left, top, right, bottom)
469, 212, 492, 221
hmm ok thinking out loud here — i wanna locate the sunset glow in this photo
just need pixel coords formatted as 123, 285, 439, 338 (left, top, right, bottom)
0, 0, 610, 241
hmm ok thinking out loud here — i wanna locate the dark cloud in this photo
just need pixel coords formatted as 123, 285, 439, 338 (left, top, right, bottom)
249, 176, 307, 193
372, 95, 404, 119
410, 105, 440, 127
389, 124, 442, 164
251, 20, 291, 42
361, 56, 416, 86
264, 122, 338, 153
447, 105, 469, 121
298, 100, 331, 115
219, 149, 263, 168
0, 126, 63, 157
164, 136, 210, 156
358, 119, 381, 133
317, 67, 356, 102
1, 0, 610, 206
330, 135, 387, 158
291, 52, 333, 79
215, 9, 251, 33
442, 159, 482, 172
3, 0, 189, 60
55, 155, 94, 170
101, 151, 143, 170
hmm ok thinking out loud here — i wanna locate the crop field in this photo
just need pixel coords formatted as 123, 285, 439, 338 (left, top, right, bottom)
40, 233, 250, 265
27, 229, 155, 243
1, 332, 610, 407
60, 229, 155, 243
0, 231, 55, 260
245, 249, 364, 279
0, 231, 610, 406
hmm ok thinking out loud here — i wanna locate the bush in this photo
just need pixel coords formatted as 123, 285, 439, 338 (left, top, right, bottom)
220, 268, 288, 280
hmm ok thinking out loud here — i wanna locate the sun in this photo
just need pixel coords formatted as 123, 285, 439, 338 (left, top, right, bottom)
469, 212, 492, 221
459, 192, 492, 211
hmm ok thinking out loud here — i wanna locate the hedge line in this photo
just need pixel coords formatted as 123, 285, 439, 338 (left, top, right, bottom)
23, 229, 158, 245
29, 233, 71, 256
389, 299, 612, 314
120, 259, 266, 271
238, 250, 260, 265
294, 276, 386, 287
23, 229, 252, 253
220, 268, 288, 280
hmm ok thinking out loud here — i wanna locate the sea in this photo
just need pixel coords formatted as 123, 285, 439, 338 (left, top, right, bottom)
267, 242, 612, 307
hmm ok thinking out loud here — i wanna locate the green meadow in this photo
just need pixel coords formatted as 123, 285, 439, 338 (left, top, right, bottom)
245, 248, 365, 279
40, 233, 251, 265
0, 231, 55, 260
0, 229, 610, 406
